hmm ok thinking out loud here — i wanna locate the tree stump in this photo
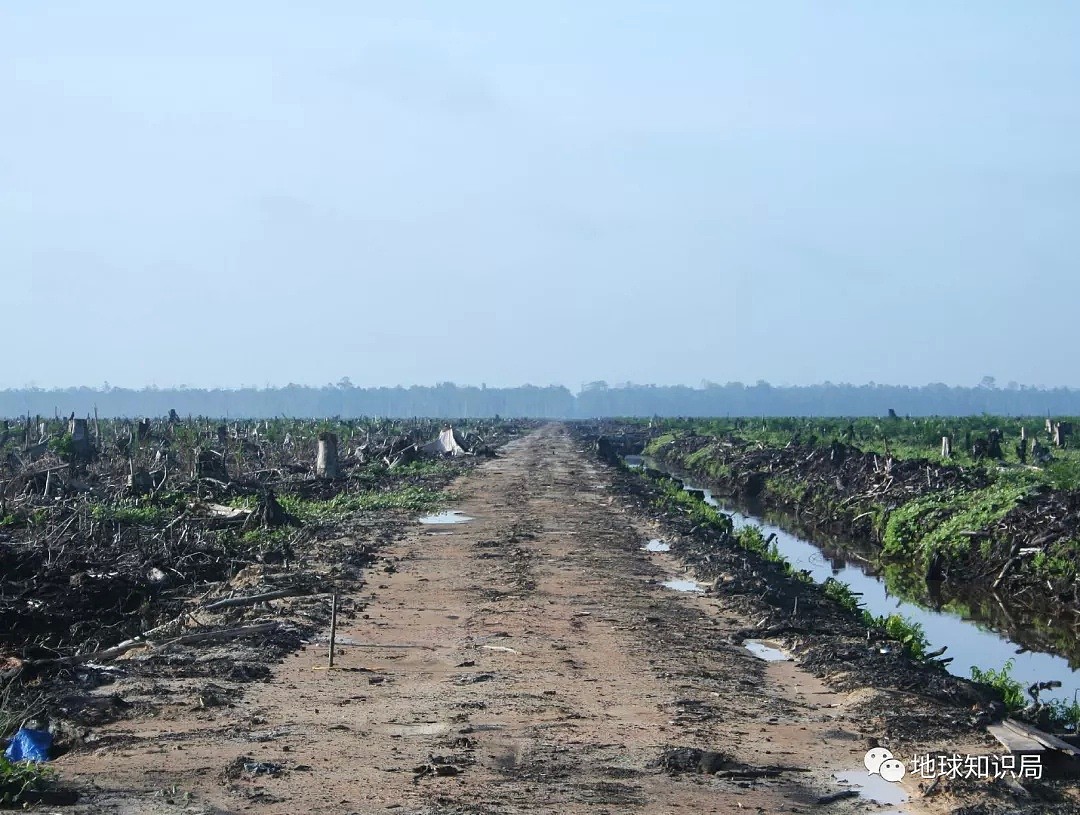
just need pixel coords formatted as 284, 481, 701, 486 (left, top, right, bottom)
194, 447, 229, 480
317, 432, 339, 479
69, 417, 92, 461
127, 466, 154, 495
1053, 422, 1072, 448
259, 489, 300, 527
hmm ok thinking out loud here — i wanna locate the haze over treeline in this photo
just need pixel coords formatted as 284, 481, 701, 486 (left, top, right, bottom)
2, 381, 1079, 420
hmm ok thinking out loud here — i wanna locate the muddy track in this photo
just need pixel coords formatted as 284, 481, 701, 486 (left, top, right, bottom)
54, 425, 1070, 814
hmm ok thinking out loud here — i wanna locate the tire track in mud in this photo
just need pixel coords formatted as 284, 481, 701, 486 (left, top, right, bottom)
58, 425, 997, 814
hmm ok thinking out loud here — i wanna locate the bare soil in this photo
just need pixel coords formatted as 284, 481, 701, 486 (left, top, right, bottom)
51, 425, 1074, 814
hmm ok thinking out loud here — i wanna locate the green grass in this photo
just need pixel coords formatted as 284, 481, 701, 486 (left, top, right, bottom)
89, 501, 171, 526
278, 486, 445, 523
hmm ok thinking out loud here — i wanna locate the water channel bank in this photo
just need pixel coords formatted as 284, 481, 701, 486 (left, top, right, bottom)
629, 453, 1080, 707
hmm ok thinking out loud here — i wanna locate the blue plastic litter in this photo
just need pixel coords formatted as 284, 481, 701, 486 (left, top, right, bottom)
3, 728, 52, 762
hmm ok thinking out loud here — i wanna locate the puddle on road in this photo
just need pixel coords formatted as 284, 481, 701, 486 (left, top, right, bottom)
743, 639, 792, 662
833, 770, 910, 810
377, 722, 452, 737
418, 510, 474, 524
643, 539, 670, 552
662, 578, 704, 593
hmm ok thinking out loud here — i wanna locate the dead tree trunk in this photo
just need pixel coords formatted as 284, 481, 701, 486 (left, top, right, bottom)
69, 417, 92, 461
1053, 422, 1071, 447
317, 432, 339, 479
940, 436, 952, 458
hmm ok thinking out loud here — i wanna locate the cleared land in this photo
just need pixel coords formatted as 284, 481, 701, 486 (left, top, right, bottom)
46, 425, 1071, 814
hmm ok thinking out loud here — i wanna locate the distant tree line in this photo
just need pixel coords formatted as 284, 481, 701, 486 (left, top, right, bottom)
2, 380, 1079, 420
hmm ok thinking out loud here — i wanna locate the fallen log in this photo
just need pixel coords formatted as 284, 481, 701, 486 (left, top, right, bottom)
22, 622, 281, 669
201, 587, 311, 611
815, 789, 859, 805
156, 622, 280, 649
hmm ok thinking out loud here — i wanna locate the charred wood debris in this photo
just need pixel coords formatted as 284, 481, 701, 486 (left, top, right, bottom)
0, 413, 524, 739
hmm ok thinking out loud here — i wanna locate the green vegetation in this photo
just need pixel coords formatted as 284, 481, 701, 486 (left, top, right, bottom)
46, 432, 76, 460
1032, 543, 1079, 582
278, 486, 445, 523
874, 613, 929, 661
642, 416, 1080, 604
0, 756, 55, 805
641, 415, 1080, 491
652, 476, 733, 533
882, 482, 1027, 561
970, 659, 1027, 711
647, 472, 929, 660
89, 501, 171, 526
823, 577, 862, 613
822, 578, 930, 660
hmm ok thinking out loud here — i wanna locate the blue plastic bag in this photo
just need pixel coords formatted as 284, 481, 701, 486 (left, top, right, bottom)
3, 728, 52, 762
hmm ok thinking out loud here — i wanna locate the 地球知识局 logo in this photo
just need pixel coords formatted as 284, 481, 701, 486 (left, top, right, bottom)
864, 747, 906, 782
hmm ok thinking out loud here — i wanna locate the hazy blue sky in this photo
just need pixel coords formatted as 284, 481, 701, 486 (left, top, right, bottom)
3, 2, 1078, 389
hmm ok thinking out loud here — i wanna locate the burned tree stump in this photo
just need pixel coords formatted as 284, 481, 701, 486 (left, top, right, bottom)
69, 417, 93, 461
259, 489, 300, 528
317, 432, 339, 479
1031, 439, 1052, 465
127, 466, 154, 496
194, 447, 229, 480
1053, 422, 1072, 448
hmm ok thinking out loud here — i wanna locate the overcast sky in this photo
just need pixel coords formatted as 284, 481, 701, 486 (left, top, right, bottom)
3, 2, 1078, 389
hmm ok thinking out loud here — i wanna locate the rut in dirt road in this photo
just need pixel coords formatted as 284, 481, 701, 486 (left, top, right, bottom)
61, 424, 933, 814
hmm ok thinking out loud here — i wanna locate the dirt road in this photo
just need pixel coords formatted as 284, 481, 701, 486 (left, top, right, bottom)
61, 425, 949, 813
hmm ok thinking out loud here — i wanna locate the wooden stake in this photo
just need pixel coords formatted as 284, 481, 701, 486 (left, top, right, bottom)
328, 593, 338, 668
